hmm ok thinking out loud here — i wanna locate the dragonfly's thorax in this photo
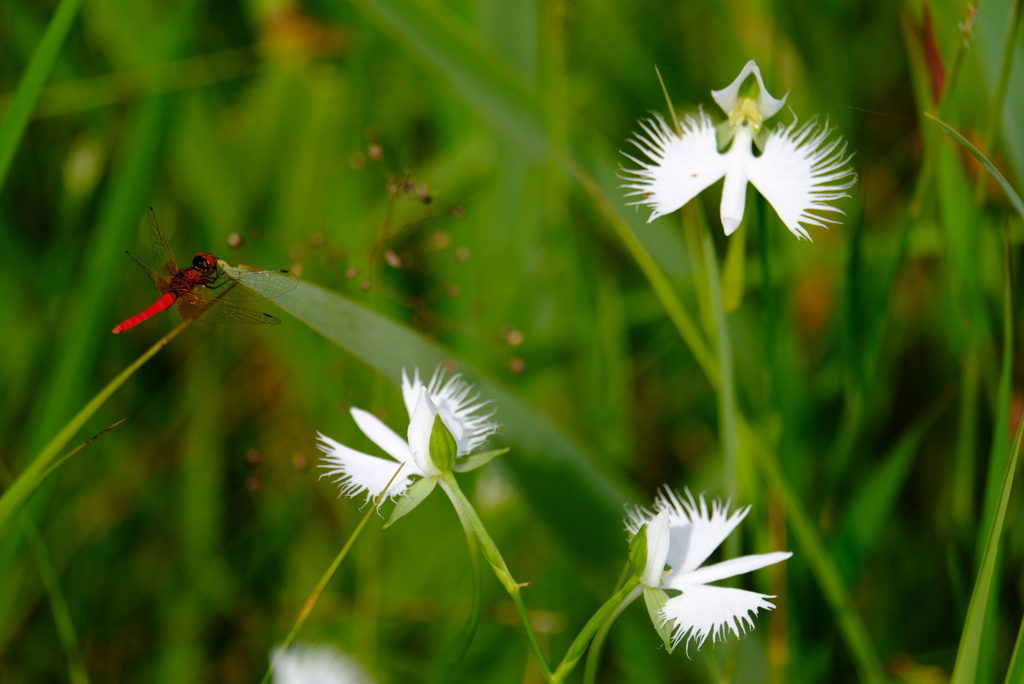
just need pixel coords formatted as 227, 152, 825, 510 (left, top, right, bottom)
170, 259, 220, 295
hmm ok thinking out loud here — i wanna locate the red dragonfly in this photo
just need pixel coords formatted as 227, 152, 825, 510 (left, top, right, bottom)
112, 209, 299, 333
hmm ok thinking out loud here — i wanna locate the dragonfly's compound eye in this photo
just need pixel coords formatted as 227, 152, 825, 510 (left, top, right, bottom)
193, 253, 216, 272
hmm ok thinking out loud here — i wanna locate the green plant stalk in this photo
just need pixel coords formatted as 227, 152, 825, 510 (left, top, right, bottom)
569, 160, 720, 389
550, 577, 641, 684
0, 0, 84, 190
260, 465, 405, 684
438, 474, 553, 681
951, 416, 1024, 683
0, 321, 189, 539
703, 228, 738, 502
446, 492, 483, 663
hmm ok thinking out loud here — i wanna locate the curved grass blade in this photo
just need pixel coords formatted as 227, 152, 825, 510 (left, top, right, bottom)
0, 0, 84, 191
0, 323, 187, 540
1007, 616, 1024, 684
925, 113, 1024, 220
950, 413, 1024, 683
274, 282, 634, 568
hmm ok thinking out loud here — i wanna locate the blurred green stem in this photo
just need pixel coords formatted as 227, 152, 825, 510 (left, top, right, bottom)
260, 465, 405, 684
703, 226, 738, 503
0, 321, 189, 540
446, 490, 483, 662
439, 473, 553, 680
549, 578, 640, 684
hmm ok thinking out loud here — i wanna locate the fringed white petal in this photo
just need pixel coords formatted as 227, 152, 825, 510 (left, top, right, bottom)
665, 551, 793, 589
350, 408, 413, 463
401, 366, 499, 455
748, 118, 857, 240
655, 488, 750, 575
271, 643, 373, 684
620, 112, 728, 222
316, 432, 419, 501
661, 584, 777, 651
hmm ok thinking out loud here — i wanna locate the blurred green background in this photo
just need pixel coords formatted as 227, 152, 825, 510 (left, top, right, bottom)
2, 0, 1023, 682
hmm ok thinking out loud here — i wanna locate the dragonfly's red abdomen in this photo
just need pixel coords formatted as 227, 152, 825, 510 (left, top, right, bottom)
111, 292, 178, 334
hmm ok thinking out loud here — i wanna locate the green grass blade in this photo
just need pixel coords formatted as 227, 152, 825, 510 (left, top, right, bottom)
0, 0, 84, 190
0, 322, 188, 539
1007, 616, 1024, 684
0, 465, 89, 684
831, 392, 950, 582
951, 412, 1024, 683
925, 113, 1024, 221
744, 421, 885, 684
274, 282, 634, 567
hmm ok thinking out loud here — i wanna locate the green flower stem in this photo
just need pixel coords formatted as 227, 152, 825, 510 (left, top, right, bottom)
439, 473, 553, 681
0, 320, 190, 540
550, 577, 641, 683
569, 160, 720, 390
260, 465, 405, 684
582, 562, 633, 684
446, 490, 483, 663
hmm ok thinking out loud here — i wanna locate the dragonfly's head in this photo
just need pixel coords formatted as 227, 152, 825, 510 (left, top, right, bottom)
192, 253, 218, 274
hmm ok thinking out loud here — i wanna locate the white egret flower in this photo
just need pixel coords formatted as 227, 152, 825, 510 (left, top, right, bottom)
622, 60, 856, 240
271, 643, 373, 684
317, 367, 498, 500
625, 488, 792, 651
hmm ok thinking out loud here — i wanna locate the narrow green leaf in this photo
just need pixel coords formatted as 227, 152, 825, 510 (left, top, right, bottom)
925, 113, 1024, 221
453, 447, 509, 473
385, 476, 438, 528
0, 0, 84, 191
643, 587, 674, 654
950, 414, 1024, 683
275, 282, 633, 567
653, 65, 679, 133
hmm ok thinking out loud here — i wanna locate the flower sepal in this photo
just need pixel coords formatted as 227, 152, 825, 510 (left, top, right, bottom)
429, 414, 458, 474
643, 586, 674, 654
629, 510, 671, 588
452, 447, 510, 473
385, 475, 438, 528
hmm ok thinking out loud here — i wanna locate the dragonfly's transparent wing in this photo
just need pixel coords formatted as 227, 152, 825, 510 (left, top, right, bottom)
200, 264, 300, 303
177, 295, 282, 325
126, 251, 173, 295
147, 208, 179, 278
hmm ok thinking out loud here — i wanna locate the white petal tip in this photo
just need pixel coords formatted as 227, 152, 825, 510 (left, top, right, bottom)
722, 218, 741, 235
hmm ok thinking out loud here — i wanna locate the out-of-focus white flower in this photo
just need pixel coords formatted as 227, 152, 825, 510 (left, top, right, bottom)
317, 367, 498, 500
271, 643, 373, 684
621, 60, 856, 240
626, 488, 792, 651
